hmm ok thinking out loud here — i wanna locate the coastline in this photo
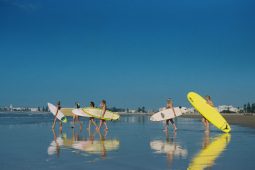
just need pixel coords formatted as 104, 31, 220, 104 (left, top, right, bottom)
1, 111, 255, 129
182, 113, 255, 129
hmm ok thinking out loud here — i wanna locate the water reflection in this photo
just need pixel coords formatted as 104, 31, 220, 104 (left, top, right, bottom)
188, 132, 231, 170
150, 132, 188, 167
47, 129, 120, 159
121, 115, 147, 124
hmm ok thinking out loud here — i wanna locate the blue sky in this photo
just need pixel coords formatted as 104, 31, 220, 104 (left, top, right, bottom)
0, 0, 255, 109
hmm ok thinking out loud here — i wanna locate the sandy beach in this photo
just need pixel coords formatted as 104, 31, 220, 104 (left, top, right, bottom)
182, 113, 255, 128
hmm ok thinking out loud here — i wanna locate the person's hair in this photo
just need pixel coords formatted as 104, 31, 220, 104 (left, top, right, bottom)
205, 95, 211, 101
75, 102, 80, 108
102, 100, 106, 105
90, 101, 95, 107
167, 98, 172, 104
57, 101, 61, 105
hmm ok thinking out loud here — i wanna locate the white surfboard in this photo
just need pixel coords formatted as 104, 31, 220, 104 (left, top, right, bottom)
150, 107, 188, 121
72, 109, 91, 118
48, 103, 67, 123
150, 140, 188, 157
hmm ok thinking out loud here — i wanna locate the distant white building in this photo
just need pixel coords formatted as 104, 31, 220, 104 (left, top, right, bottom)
10, 104, 13, 111
30, 108, 39, 112
217, 105, 239, 113
128, 109, 136, 113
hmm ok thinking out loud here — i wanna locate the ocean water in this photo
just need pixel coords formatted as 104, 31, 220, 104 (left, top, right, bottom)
0, 113, 255, 170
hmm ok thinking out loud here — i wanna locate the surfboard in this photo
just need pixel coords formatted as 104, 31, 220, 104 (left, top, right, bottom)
187, 92, 231, 133
72, 109, 91, 118
188, 133, 231, 170
82, 107, 120, 121
61, 108, 74, 117
150, 140, 188, 157
150, 107, 188, 121
48, 103, 67, 123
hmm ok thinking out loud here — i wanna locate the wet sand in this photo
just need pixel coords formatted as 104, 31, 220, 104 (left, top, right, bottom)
182, 113, 255, 128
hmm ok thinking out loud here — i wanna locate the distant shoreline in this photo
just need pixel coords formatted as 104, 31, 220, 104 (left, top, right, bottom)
182, 113, 255, 129
1, 111, 255, 129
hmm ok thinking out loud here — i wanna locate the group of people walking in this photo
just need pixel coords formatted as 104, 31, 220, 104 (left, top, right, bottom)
51, 95, 214, 133
52, 100, 109, 133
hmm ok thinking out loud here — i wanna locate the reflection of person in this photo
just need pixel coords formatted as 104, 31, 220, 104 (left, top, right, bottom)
52, 129, 61, 157
165, 99, 177, 131
165, 131, 177, 168
98, 130, 108, 159
202, 96, 214, 132
98, 100, 108, 131
73, 102, 83, 131
52, 101, 62, 133
87, 101, 99, 130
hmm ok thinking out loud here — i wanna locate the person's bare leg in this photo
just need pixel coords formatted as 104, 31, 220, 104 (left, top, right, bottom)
202, 118, 207, 129
73, 115, 76, 125
92, 119, 99, 131
205, 120, 209, 131
77, 117, 82, 132
104, 121, 108, 131
172, 123, 177, 131
170, 119, 177, 131
87, 119, 91, 130
59, 121, 63, 134
52, 118, 57, 129
98, 120, 103, 131
164, 120, 169, 132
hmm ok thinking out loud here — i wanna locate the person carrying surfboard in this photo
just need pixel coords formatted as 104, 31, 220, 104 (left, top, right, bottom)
72, 102, 83, 131
88, 101, 99, 130
52, 101, 63, 133
202, 96, 214, 131
98, 100, 109, 131
165, 99, 177, 131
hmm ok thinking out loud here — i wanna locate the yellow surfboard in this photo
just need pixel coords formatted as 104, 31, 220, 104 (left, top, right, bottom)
188, 133, 231, 170
187, 92, 231, 133
61, 108, 74, 117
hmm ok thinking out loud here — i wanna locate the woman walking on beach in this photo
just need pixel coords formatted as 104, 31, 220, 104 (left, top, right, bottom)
202, 95, 214, 131
87, 101, 99, 130
52, 101, 63, 133
98, 100, 108, 131
165, 99, 177, 131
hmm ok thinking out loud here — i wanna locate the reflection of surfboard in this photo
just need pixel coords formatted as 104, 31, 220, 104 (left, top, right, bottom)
72, 140, 120, 154
48, 103, 67, 123
82, 108, 120, 121
72, 109, 91, 118
188, 133, 231, 170
47, 137, 64, 155
150, 107, 188, 121
187, 92, 231, 133
150, 140, 188, 157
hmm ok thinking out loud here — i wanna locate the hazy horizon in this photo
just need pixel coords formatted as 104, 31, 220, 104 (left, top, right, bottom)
1, 0, 255, 109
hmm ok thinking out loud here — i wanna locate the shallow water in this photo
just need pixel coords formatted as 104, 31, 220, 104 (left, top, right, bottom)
0, 113, 255, 170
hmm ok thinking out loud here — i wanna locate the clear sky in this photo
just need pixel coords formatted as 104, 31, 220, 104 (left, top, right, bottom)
0, 0, 255, 109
